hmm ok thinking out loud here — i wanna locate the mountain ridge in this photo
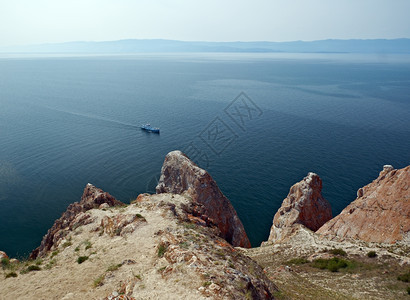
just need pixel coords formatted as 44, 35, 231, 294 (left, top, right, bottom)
1, 38, 410, 53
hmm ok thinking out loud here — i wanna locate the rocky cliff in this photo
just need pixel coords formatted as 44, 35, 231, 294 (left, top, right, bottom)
2, 152, 409, 300
317, 165, 410, 244
267, 172, 332, 243
30, 183, 123, 259
156, 150, 251, 248
1, 187, 277, 299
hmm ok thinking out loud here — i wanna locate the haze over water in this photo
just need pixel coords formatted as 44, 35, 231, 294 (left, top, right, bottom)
1, 53, 409, 257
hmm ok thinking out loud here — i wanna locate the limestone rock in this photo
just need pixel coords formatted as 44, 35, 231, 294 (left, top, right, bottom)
156, 150, 251, 248
30, 184, 123, 258
317, 165, 410, 244
268, 172, 332, 243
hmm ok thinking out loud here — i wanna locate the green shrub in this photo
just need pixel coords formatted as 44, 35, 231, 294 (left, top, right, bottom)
45, 259, 56, 270
136, 213, 146, 220
157, 244, 167, 258
329, 248, 347, 256
34, 259, 43, 266
51, 250, 59, 258
106, 264, 122, 272
93, 274, 105, 287
203, 281, 211, 287
27, 265, 41, 272
77, 256, 89, 264
397, 271, 410, 282
62, 241, 72, 248
1, 258, 10, 269
367, 251, 377, 258
407, 286, 410, 295
286, 258, 309, 265
85, 241, 92, 250
312, 257, 349, 272
5, 272, 17, 278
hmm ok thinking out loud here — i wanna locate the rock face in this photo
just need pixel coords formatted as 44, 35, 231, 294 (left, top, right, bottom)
156, 150, 251, 248
268, 172, 332, 243
317, 165, 410, 244
30, 184, 123, 259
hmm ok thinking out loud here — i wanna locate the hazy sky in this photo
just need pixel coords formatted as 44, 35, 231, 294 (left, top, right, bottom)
1, 0, 410, 47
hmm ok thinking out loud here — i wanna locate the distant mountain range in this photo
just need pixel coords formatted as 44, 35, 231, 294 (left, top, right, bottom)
1, 38, 410, 54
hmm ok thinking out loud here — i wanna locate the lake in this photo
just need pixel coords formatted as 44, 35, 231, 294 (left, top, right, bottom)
1, 53, 409, 257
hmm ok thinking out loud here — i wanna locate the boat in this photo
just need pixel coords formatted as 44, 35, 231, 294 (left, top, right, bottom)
141, 123, 160, 134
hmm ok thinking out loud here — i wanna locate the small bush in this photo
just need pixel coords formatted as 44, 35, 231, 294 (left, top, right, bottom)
203, 281, 212, 287
286, 258, 309, 265
157, 244, 167, 258
1, 258, 10, 269
85, 241, 92, 250
407, 286, 410, 295
312, 257, 349, 272
62, 241, 72, 248
93, 274, 105, 287
367, 251, 377, 258
77, 256, 89, 264
329, 248, 347, 256
45, 259, 56, 270
136, 213, 146, 221
74, 246, 80, 252
27, 265, 41, 272
106, 264, 122, 272
157, 266, 166, 272
35, 259, 43, 266
5, 272, 17, 278
51, 250, 59, 258
397, 271, 410, 283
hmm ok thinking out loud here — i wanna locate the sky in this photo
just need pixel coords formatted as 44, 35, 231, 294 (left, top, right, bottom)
1, 0, 410, 47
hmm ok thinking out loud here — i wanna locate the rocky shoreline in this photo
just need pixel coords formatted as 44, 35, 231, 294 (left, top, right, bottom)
1, 151, 409, 299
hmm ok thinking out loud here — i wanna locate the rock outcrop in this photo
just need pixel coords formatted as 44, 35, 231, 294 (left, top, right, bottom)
2, 187, 278, 299
0, 250, 8, 260
267, 172, 332, 243
317, 165, 410, 244
30, 183, 123, 259
156, 150, 251, 248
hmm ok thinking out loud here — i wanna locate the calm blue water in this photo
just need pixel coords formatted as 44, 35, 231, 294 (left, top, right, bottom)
1, 53, 409, 257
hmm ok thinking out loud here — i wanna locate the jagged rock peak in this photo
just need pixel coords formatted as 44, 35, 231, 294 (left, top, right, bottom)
317, 165, 410, 244
80, 183, 122, 209
156, 150, 251, 248
30, 184, 123, 259
267, 172, 332, 243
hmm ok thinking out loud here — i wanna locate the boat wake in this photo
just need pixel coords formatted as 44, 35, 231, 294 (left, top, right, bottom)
41, 105, 138, 131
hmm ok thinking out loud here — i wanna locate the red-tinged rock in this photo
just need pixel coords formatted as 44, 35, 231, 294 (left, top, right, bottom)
156, 150, 251, 248
317, 165, 410, 244
100, 213, 145, 237
187, 214, 207, 227
267, 172, 332, 243
0, 250, 8, 260
30, 184, 123, 259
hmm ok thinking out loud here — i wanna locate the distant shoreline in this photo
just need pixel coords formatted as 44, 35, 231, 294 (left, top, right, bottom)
1, 38, 409, 54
